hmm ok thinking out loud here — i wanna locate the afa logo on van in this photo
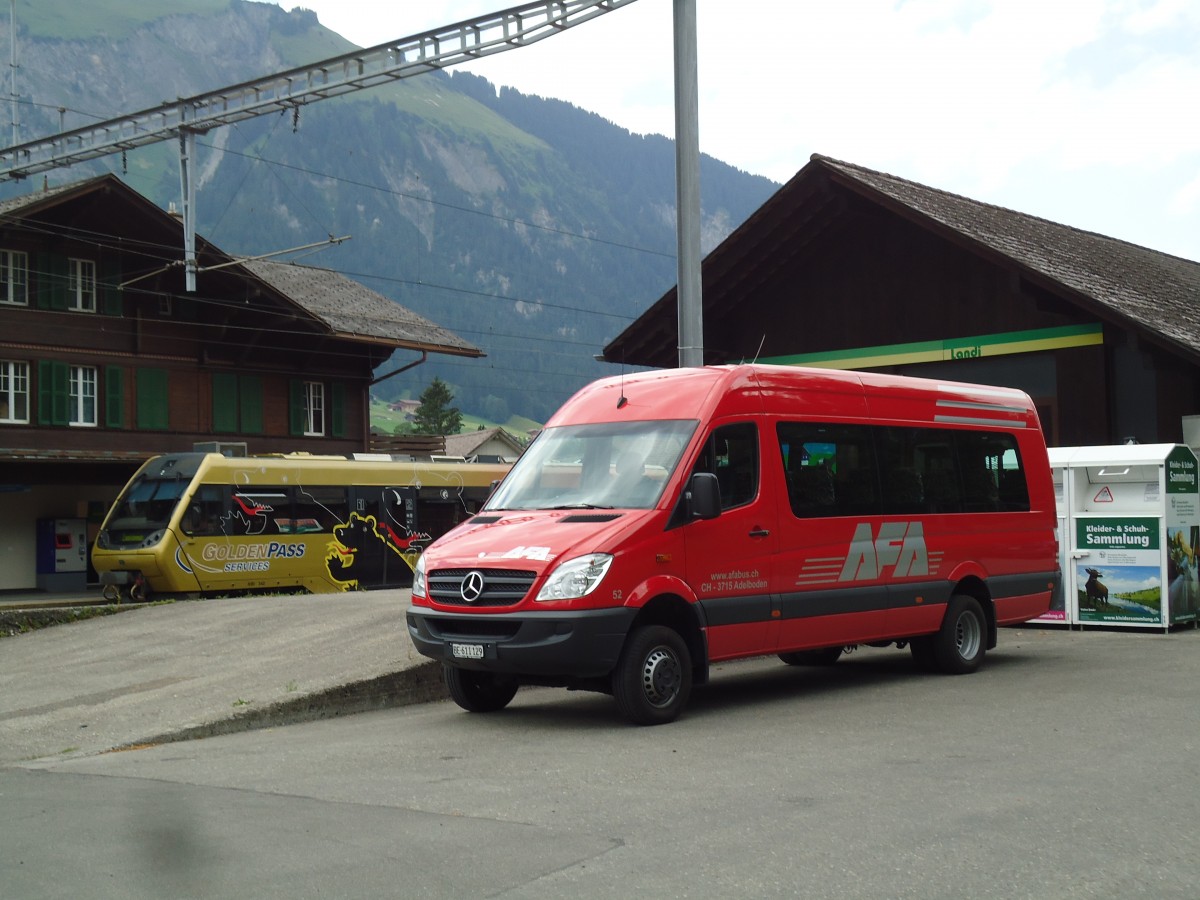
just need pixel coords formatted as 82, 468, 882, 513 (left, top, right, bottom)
794, 521, 944, 587
839, 521, 944, 582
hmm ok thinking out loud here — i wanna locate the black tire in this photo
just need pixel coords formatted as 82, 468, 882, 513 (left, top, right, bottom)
909, 635, 938, 672
778, 647, 843, 666
611, 625, 692, 726
444, 666, 519, 713
931, 594, 987, 674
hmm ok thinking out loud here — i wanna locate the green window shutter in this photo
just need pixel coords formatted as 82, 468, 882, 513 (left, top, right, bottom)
136, 367, 169, 430
36, 360, 52, 421
288, 379, 305, 436
330, 382, 346, 438
100, 258, 123, 316
35, 253, 69, 310
212, 372, 238, 432
239, 375, 263, 435
104, 366, 124, 428
37, 360, 68, 425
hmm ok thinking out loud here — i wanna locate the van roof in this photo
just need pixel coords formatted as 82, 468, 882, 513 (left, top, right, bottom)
551, 364, 1036, 429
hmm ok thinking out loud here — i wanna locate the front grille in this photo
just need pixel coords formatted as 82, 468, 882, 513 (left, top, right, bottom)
429, 567, 537, 607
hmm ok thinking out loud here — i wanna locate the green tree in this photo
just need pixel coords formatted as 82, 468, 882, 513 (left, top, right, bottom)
481, 393, 510, 425
413, 377, 463, 435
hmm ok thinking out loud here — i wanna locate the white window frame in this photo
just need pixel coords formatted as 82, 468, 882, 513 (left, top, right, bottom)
304, 381, 325, 436
0, 250, 28, 306
68, 258, 97, 313
0, 359, 30, 423
69, 365, 97, 427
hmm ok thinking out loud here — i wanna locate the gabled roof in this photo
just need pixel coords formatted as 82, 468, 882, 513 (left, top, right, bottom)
443, 427, 524, 459
604, 154, 1200, 367
242, 260, 481, 357
0, 177, 93, 216
0, 174, 480, 357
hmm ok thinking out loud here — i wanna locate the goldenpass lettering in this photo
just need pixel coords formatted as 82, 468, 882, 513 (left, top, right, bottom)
201, 541, 307, 562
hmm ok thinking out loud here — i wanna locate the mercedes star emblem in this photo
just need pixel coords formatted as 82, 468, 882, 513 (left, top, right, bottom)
461, 570, 486, 603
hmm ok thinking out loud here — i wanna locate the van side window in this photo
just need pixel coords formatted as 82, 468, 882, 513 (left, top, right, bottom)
957, 432, 1029, 512
779, 423, 1030, 518
694, 423, 758, 510
778, 422, 878, 518
878, 427, 958, 515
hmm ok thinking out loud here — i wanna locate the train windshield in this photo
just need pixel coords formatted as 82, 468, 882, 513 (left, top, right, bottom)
97, 455, 202, 547
485, 419, 696, 511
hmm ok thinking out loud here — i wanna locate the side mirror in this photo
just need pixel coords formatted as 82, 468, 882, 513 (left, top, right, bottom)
688, 472, 721, 520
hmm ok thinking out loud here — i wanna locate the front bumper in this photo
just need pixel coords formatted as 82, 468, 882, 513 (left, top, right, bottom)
406, 605, 638, 678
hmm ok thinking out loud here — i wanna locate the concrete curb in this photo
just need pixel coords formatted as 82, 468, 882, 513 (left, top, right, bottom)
0, 604, 136, 637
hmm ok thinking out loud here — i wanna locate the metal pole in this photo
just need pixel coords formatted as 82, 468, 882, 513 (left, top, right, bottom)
673, 0, 703, 368
178, 121, 197, 292
9, 0, 17, 148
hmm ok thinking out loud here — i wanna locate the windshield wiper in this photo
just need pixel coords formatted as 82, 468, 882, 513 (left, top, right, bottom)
548, 503, 614, 510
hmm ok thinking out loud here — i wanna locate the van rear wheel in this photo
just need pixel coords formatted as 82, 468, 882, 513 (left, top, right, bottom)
612, 625, 692, 726
931, 594, 987, 674
909, 636, 937, 671
444, 666, 518, 713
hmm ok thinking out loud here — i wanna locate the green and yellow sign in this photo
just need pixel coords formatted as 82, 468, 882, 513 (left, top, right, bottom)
758, 323, 1103, 371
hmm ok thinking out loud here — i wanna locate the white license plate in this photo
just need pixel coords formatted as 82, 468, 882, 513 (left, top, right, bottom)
451, 642, 485, 660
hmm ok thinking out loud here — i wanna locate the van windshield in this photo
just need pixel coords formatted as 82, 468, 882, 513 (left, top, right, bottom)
486, 419, 697, 511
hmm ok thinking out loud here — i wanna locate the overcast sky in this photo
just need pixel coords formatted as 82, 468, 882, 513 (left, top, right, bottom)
271, 0, 1200, 262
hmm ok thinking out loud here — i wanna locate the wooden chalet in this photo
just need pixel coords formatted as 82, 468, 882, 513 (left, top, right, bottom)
604, 155, 1200, 448
0, 175, 481, 591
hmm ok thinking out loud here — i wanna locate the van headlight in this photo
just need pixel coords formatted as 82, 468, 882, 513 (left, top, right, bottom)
412, 554, 427, 598
536, 553, 613, 601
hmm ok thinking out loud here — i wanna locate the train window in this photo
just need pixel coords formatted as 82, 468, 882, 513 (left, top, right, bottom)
290, 486, 349, 533
181, 484, 227, 536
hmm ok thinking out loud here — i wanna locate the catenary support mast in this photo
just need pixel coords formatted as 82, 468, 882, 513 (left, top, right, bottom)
0, 0, 639, 289
673, 0, 702, 367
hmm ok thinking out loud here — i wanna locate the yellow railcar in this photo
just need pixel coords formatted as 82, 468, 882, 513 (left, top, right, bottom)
93, 452, 510, 601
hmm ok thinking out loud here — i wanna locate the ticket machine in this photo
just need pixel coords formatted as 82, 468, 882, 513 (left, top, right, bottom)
35, 517, 88, 592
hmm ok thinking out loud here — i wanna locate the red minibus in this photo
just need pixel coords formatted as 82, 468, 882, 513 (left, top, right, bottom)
407, 364, 1058, 724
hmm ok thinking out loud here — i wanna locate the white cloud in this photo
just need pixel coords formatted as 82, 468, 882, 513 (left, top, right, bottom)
272, 0, 1200, 260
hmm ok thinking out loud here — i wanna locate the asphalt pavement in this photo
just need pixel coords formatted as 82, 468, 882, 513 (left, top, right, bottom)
0, 590, 442, 765
5, 587, 1200, 769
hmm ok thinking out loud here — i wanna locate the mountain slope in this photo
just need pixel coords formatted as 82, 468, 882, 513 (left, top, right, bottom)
1, 0, 779, 423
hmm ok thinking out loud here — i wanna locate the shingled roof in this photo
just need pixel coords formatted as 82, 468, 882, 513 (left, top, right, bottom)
241, 260, 481, 357
0, 174, 481, 359
605, 154, 1200, 367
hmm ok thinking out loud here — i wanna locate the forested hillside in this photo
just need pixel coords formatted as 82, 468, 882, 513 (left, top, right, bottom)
0, 0, 779, 423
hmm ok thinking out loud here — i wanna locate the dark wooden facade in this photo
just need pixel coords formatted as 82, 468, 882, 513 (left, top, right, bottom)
605, 155, 1200, 449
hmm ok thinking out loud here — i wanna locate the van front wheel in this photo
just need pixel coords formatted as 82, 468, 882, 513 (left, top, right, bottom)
612, 625, 692, 726
932, 595, 987, 675
444, 666, 519, 713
